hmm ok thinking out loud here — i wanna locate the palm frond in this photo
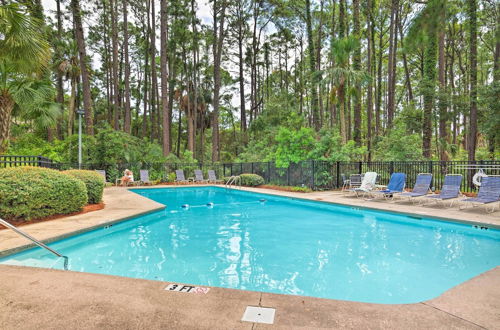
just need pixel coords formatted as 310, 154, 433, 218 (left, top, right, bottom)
0, 4, 51, 74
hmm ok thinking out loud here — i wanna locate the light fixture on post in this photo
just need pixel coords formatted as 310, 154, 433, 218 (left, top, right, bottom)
76, 109, 85, 169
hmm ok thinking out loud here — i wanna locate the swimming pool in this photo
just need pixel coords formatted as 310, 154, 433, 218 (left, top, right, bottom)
1, 187, 499, 304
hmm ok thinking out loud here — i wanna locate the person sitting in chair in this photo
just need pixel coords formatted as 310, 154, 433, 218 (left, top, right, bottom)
121, 169, 134, 186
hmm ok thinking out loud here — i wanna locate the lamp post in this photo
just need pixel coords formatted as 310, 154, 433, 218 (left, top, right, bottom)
76, 109, 85, 169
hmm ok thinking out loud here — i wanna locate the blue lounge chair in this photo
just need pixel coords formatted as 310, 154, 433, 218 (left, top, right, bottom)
424, 174, 463, 207
370, 172, 406, 200
459, 176, 500, 213
395, 173, 432, 204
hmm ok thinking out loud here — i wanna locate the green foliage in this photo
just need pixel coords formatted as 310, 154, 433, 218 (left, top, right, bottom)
290, 186, 312, 193
239, 173, 265, 186
93, 129, 165, 165
275, 126, 315, 168
308, 129, 367, 161
373, 123, 423, 161
166, 172, 177, 183
0, 167, 87, 221
479, 81, 500, 158
63, 170, 104, 204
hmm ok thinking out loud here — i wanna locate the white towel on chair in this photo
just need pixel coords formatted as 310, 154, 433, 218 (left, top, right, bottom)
355, 172, 377, 192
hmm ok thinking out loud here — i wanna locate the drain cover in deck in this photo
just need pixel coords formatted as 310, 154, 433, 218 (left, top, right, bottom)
241, 306, 276, 324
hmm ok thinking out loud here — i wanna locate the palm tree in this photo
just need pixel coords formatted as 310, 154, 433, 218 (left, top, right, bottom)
0, 3, 52, 153
326, 37, 367, 143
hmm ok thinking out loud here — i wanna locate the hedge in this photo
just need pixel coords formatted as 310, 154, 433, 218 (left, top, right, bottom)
63, 169, 105, 204
239, 173, 265, 186
0, 167, 88, 221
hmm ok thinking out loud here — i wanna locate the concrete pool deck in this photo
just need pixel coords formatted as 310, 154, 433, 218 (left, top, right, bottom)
1, 185, 499, 329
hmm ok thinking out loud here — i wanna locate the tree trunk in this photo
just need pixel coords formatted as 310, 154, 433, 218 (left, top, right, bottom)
211, 0, 227, 162
150, 0, 159, 142
352, 0, 362, 145
123, 0, 131, 133
67, 76, 77, 136
238, 17, 246, 132
338, 82, 347, 143
375, 17, 383, 136
55, 0, 65, 138
422, 34, 437, 158
71, 0, 93, 135
0, 91, 15, 153
366, 0, 373, 160
142, 4, 150, 138
438, 8, 450, 161
160, 0, 170, 155
305, 0, 320, 131
386, 0, 398, 130
467, 0, 478, 162
399, 19, 413, 102
110, 0, 120, 130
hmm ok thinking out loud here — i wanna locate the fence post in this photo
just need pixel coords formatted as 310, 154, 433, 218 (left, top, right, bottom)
251, 162, 254, 174
240, 163, 243, 175
336, 161, 340, 188
389, 161, 394, 174
287, 165, 290, 186
268, 162, 271, 183
428, 161, 434, 189
311, 160, 315, 190
358, 161, 362, 174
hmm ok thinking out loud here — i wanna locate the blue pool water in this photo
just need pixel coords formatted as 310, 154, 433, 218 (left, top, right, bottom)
1, 187, 499, 304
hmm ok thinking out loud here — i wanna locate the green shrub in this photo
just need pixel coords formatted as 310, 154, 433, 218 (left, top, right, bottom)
166, 172, 176, 182
239, 173, 265, 186
0, 167, 88, 221
291, 186, 312, 193
63, 170, 105, 204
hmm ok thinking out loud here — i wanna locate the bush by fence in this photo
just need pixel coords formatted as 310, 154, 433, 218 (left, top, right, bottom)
63, 170, 105, 204
0, 167, 88, 221
239, 173, 265, 186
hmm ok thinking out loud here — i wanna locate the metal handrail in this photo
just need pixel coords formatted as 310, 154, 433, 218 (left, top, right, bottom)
0, 218, 68, 270
225, 175, 241, 188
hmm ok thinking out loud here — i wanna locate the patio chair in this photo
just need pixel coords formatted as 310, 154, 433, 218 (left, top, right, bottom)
370, 172, 406, 200
424, 174, 463, 207
194, 169, 208, 184
139, 170, 152, 185
342, 174, 363, 194
459, 176, 500, 213
208, 170, 224, 184
115, 169, 137, 186
395, 173, 432, 204
345, 172, 377, 198
175, 169, 190, 184
95, 170, 107, 183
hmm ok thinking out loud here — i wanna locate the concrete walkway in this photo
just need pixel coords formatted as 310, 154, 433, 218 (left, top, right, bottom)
1, 185, 499, 329
0, 265, 498, 329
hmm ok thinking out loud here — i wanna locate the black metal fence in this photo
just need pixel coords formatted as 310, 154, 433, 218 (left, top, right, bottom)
0, 155, 57, 168
1, 155, 499, 192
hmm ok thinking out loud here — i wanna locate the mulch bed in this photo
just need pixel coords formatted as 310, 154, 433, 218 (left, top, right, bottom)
0, 203, 105, 230
256, 185, 311, 193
